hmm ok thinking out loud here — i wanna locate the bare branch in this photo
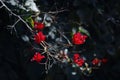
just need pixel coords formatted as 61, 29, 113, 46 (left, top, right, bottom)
0, 5, 3, 8
57, 29, 73, 46
42, 9, 69, 14
0, 0, 33, 32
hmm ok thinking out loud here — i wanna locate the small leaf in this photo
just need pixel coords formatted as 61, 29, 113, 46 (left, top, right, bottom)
78, 26, 90, 37
26, 17, 34, 28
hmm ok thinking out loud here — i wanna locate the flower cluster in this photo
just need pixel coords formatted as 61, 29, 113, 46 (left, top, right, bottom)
30, 21, 108, 75
72, 32, 87, 45
92, 58, 108, 66
73, 53, 108, 67
73, 53, 85, 67
32, 22, 46, 62
33, 21, 46, 44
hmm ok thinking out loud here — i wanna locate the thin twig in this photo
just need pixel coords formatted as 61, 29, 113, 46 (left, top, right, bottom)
57, 29, 73, 46
0, 0, 33, 32
0, 5, 3, 8
42, 9, 69, 14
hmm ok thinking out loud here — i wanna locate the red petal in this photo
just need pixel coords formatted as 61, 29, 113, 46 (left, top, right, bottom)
34, 32, 46, 44
31, 52, 45, 62
72, 32, 87, 45
34, 22, 44, 30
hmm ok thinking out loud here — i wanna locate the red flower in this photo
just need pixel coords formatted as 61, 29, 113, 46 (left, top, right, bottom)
92, 58, 101, 65
72, 32, 87, 45
77, 58, 85, 67
101, 58, 108, 63
73, 53, 80, 60
73, 54, 85, 67
34, 22, 44, 30
31, 52, 45, 62
34, 32, 46, 44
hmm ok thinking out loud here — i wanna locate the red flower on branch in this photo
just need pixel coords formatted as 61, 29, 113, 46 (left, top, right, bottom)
31, 52, 45, 62
92, 58, 101, 65
34, 31, 46, 44
73, 53, 80, 60
101, 58, 108, 64
34, 22, 44, 30
72, 32, 87, 45
73, 54, 85, 67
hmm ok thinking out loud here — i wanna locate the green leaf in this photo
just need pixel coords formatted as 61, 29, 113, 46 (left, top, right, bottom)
26, 17, 34, 28
78, 26, 90, 37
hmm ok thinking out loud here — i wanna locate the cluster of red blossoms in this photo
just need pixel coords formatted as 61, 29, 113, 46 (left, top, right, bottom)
73, 53, 85, 67
92, 58, 108, 66
32, 26, 88, 63
34, 22, 46, 44
31, 22, 46, 63
31, 23, 108, 67
72, 32, 87, 45
73, 53, 108, 67
72, 32, 87, 66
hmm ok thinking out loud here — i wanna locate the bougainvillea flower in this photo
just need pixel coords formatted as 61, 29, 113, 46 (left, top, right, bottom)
92, 58, 101, 65
73, 53, 85, 67
34, 22, 44, 30
31, 52, 45, 62
72, 32, 87, 45
34, 31, 46, 44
